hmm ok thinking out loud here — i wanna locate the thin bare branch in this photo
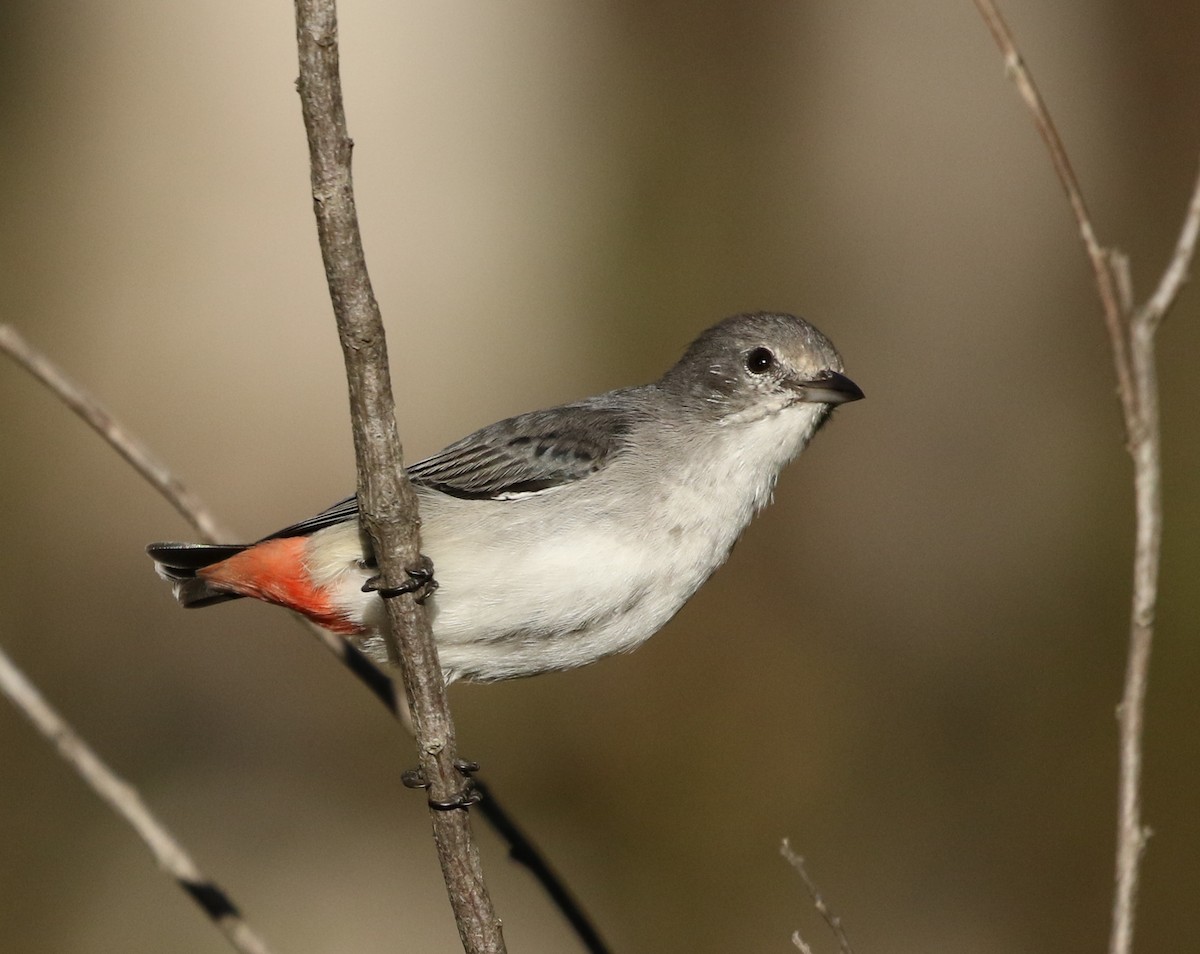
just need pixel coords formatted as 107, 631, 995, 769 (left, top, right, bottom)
292, 2, 505, 950
780, 840, 854, 954
791, 930, 817, 954
971, 0, 1136, 423
2, 323, 601, 952
1111, 396, 1158, 954
0, 324, 232, 544
0, 644, 274, 954
971, 8, 1200, 954
1110, 286, 1170, 954
1138, 161, 1200, 329
1106, 159, 1200, 954
1109, 250, 1135, 317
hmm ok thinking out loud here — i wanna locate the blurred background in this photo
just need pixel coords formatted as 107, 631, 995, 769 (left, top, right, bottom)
2, 2, 1198, 952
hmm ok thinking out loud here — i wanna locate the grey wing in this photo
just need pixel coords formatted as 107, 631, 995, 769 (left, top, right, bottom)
407, 396, 636, 500
261, 394, 637, 539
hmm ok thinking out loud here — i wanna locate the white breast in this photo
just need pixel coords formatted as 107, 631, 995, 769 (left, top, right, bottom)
386, 400, 829, 683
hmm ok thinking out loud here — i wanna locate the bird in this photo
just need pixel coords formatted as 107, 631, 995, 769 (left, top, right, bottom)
148, 312, 862, 684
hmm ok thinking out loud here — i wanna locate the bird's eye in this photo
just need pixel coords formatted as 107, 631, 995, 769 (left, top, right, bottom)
745, 347, 775, 374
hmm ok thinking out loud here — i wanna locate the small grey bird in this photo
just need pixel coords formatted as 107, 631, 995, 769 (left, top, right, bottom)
149, 312, 862, 683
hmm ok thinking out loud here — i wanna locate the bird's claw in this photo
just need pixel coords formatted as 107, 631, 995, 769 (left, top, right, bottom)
362, 555, 438, 603
402, 759, 482, 811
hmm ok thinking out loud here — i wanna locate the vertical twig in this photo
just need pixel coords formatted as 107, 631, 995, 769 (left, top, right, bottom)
1109, 163, 1200, 954
292, 3, 506, 952
4, 325, 606, 951
972, 6, 1200, 954
0, 644, 275, 954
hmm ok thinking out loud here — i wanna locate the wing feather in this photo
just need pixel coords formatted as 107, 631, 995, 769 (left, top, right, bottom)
408, 397, 634, 498
262, 393, 638, 539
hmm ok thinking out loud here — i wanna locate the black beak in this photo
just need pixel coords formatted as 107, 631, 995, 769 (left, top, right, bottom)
795, 370, 864, 405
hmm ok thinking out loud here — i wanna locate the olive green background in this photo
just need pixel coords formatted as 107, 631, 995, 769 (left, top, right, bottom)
2, 3, 1198, 952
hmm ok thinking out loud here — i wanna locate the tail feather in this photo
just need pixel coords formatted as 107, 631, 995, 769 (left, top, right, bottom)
147, 542, 250, 608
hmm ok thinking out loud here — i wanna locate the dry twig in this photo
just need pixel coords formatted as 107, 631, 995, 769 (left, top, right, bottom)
3, 322, 606, 951
0, 644, 274, 954
0, 321, 399, 710
971, 5, 1200, 954
293, 1, 504, 950
780, 839, 854, 954
0, 324, 231, 544
1, 327, 277, 952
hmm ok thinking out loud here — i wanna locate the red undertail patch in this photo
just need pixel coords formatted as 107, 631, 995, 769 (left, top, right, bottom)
198, 537, 363, 635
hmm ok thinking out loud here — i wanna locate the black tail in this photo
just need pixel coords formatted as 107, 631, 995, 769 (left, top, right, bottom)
146, 542, 249, 608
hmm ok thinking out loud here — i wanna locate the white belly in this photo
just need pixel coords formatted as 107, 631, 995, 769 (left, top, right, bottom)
320, 402, 821, 682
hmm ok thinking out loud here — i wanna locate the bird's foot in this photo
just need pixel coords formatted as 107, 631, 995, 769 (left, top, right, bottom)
362, 555, 438, 604
402, 759, 482, 811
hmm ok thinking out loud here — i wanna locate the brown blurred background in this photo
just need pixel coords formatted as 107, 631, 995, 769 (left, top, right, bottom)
2, 2, 1198, 952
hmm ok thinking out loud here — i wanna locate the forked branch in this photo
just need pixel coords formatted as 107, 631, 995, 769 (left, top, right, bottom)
971, 5, 1200, 954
